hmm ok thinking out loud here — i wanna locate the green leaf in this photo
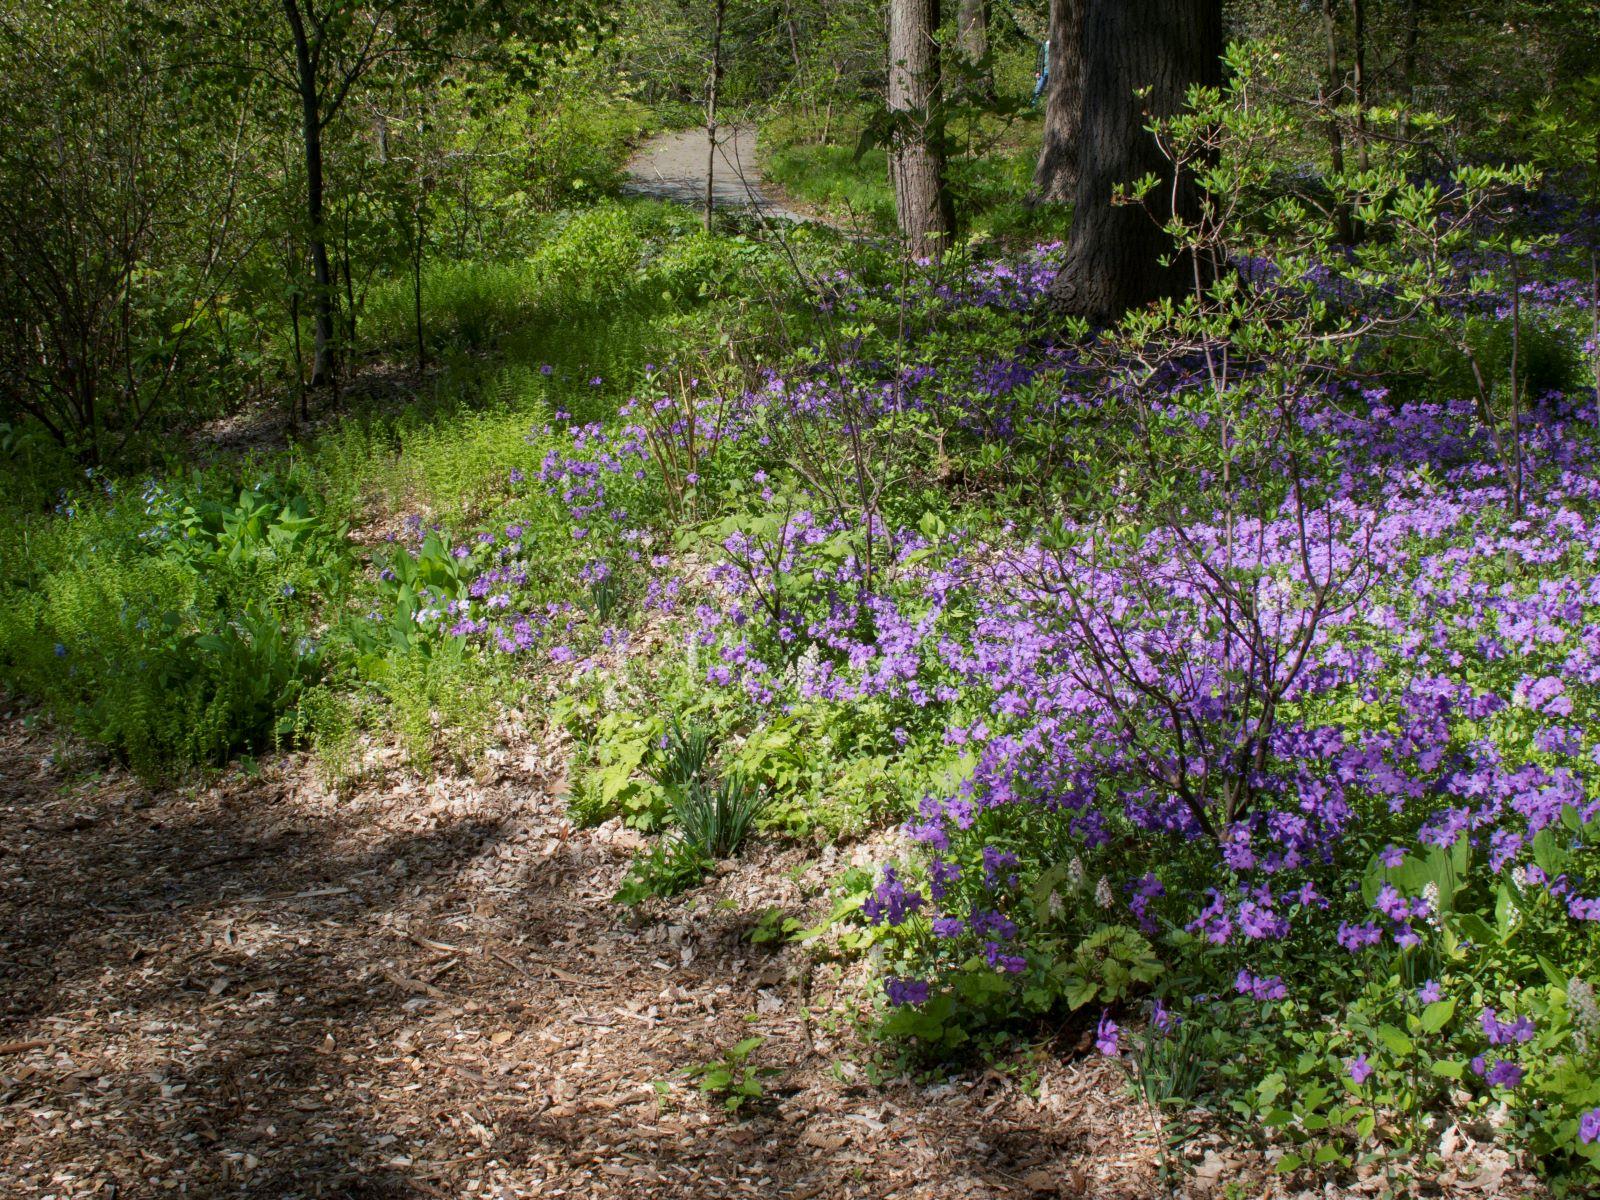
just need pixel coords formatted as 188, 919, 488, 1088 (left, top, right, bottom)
1377, 1024, 1413, 1057
1538, 954, 1570, 990
1454, 913, 1495, 945
1421, 998, 1457, 1034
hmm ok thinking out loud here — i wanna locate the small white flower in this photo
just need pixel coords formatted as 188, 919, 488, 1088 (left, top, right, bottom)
1569, 978, 1600, 1045
1066, 856, 1084, 893
1095, 876, 1114, 909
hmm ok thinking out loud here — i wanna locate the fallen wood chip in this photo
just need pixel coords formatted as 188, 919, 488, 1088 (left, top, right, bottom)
0, 1039, 48, 1056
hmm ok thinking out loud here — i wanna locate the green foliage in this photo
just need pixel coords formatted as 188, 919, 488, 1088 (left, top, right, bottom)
0, 471, 349, 779
681, 1036, 779, 1114
671, 773, 768, 860
364, 640, 495, 772
613, 839, 713, 906
1054, 925, 1165, 1012
747, 905, 804, 946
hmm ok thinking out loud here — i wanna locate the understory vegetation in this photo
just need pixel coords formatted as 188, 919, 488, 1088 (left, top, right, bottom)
5, 0, 1600, 1196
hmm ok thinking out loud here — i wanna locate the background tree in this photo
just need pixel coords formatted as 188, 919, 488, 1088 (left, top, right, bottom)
0, 2, 257, 463
1032, 0, 1084, 204
955, 0, 996, 101
887, 0, 955, 255
1048, 0, 1223, 318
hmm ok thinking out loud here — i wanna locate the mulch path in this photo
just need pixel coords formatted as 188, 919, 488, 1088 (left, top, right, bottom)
0, 710, 1162, 1199
0, 709, 1543, 1198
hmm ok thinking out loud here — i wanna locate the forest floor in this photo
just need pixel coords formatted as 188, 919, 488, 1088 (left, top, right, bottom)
0, 709, 1191, 1200
623, 125, 810, 223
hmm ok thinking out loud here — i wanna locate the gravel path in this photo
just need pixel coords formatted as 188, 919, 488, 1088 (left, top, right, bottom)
623, 125, 806, 223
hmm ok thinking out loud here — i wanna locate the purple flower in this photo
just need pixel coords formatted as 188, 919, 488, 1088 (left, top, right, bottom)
1417, 979, 1443, 1004
1349, 1054, 1374, 1084
1095, 1012, 1120, 1056
1579, 1108, 1600, 1144
1485, 1060, 1524, 1088
885, 978, 929, 1007
1234, 970, 1288, 1002
862, 868, 924, 927
1151, 999, 1179, 1034
1481, 1008, 1535, 1046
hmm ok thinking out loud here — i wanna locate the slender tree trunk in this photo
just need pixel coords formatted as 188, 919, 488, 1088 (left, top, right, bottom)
1401, 0, 1420, 97
1320, 0, 1356, 243
1048, 0, 1222, 319
956, 0, 995, 100
414, 191, 426, 372
704, 0, 726, 232
887, 0, 954, 256
1351, 0, 1369, 171
283, 0, 335, 389
1033, 0, 1085, 204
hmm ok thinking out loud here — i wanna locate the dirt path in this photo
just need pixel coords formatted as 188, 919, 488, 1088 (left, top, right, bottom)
0, 711, 1170, 1199
623, 125, 807, 223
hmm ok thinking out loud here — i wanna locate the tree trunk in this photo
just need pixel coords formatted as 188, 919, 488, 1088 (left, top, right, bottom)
1320, 0, 1356, 243
704, 0, 726, 232
955, 0, 994, 100
1033, 0, 1085, 204
1351, 0, 1369, 171
887, 0, 954, 256
1048, 0, 1222, 319
284, 0, 335, 389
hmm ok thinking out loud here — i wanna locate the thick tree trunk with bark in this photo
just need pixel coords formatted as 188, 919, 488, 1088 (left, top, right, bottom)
955, 0, 994, 100
284, 0, 335, 389
1048, 0, 1222, 319
888, 0, 954, 256
1032, 0, 1085, 204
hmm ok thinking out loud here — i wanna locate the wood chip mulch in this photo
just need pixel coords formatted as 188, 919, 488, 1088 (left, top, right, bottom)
0, 712, 1543, 1199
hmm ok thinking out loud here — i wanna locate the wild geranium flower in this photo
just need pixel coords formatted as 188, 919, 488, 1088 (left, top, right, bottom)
1095, 1012, 1120, 1056
1348, 1055, 1374, 1084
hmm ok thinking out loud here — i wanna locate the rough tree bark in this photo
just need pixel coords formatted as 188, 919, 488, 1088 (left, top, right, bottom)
1048, 0, 1222, 319
887, 0, 954, 256
283, 0, 336, 390
955, 0, 995, 100
1032, 0, 1085, 204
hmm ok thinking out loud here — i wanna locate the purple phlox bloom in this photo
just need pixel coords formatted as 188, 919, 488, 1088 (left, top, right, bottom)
1095, 1011, 1120, 1056
885, 978, 930, 1007
1579, 1108, 1600, 1144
